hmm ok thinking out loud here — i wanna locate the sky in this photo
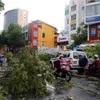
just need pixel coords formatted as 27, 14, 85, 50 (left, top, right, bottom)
0, 0, 69, 32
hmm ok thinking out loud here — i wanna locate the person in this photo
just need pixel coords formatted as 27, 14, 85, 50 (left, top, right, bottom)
54, 54, 63, 73
89, 54, 100, 74
54, 54, 70, 73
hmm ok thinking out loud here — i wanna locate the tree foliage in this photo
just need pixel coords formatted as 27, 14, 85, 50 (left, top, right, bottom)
0, 31, 7, 48
0, 0, 4, 12
0, 24, 25, 52
84, 44, 100, 57
71, 22, 88, 48
2, 48, 55, 97
6, 24, 25, 47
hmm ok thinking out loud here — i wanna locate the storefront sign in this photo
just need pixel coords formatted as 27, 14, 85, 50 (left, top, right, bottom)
71, 20, 76, 24
86, 16, 100, 24
58, 37, 68, 42
88, 39, 100, 43
57, 35, 68, 43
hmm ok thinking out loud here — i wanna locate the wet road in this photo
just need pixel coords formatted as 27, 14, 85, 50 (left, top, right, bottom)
41, 77, 100, 100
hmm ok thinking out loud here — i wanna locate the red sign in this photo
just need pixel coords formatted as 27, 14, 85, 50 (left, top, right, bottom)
88, 39, 100, 43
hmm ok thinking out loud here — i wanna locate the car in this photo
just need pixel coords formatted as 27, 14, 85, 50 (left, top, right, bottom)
63, 51, 88, 74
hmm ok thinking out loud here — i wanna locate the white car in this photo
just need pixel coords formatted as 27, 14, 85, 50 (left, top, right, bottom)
63, 51, 88, 73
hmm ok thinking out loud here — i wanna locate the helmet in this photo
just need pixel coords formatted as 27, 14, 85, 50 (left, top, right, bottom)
94, 54, 98, 58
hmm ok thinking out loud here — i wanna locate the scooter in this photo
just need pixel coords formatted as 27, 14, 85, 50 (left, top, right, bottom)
84, 67, 100, 78
53, 60, 72, 82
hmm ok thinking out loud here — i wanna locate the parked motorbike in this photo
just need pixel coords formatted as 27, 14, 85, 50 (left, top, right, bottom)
84, 67, 100, 78
53, 60, 72, 82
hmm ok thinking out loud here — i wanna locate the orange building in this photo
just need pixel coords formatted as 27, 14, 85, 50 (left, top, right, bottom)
28, 20, 58, 49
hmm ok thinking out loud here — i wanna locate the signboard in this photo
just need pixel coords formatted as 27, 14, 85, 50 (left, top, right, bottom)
71, 20, 76, 24
86, 16, 100, 24
88, 39, 100, 43
65, 9, 69, 15
57, 35, 68, 43
90, 26, 96, 37
89, 23, 100, 43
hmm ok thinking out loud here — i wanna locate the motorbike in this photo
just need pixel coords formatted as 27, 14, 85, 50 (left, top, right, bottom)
84, 67, 100, 78
53, 60, 72, 82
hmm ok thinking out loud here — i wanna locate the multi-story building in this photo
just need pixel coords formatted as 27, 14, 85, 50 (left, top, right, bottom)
4, 9, 28, 30
28, 20, 58, 49
84, 0, 100, 43
65, 0, 86, 44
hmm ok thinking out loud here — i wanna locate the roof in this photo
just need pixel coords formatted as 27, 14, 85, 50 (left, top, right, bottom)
4, 8, 27, 15
32, 20, 57, 29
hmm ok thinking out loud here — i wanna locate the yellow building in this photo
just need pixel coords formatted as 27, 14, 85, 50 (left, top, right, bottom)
37, 21, 58, 48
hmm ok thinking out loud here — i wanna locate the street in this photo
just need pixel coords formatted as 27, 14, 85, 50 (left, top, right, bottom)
40, 77, 100, 100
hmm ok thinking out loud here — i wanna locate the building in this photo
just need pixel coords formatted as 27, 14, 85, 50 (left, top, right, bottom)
4, 9, 28, 30
22, 25, 28, 41
57, 30, 69, 51
65, 0, 86, 44
28, 20, 58, 49
84, 0, 100, 43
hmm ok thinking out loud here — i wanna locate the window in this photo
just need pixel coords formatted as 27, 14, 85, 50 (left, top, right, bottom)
42, 41, 44, 46
86, 5, 95, 16
26, 32, 28, 38
86, 4, 100, 16
71, 14, 76, 20
34, 24, 38, 28
73, 52, 86, 59
33, 31, 38, 37
71, 5, 76, 12
71, 24, 76, 30
67, 19, 69, 24
33, 40, 37, 46
42, 33, 45, 38
64, 52, 70, 57
96, 0, 100, 2
96, 4, 100, 14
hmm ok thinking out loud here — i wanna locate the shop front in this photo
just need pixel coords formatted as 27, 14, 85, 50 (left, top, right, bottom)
88, 23, 100, 43
57, 34, 68, 51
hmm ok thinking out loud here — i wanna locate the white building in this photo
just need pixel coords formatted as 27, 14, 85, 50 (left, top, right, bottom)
65, 0, 86, 44
84, 0, 100, 43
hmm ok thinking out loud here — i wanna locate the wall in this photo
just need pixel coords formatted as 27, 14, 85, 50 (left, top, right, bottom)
85, 1, 100, 43
37, 22, 58, 48
18, 9, 28, 27
32, 22, 38, 48
65, 0, 85, 44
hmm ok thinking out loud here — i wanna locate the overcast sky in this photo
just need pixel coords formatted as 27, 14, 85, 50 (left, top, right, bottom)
0, 0, 69, 31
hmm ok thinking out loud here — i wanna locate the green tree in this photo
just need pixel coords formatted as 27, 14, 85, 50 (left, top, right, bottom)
2, 48, 54, 98
0, 0, 4, 12
71, 22, 88, 48
0, 31, 7, 47
5, 24, 25, 52
84, 44, 100, 57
